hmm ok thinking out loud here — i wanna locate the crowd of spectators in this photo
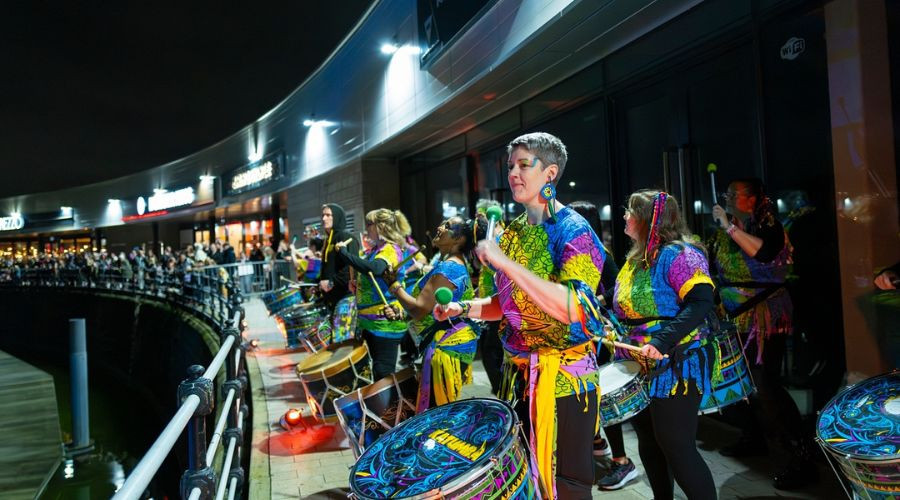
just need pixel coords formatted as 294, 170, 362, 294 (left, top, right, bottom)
0, 239, 295, 296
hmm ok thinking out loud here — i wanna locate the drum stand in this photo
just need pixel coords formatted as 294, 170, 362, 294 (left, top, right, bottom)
341, 371, 418, 458
309, 356, 374, 421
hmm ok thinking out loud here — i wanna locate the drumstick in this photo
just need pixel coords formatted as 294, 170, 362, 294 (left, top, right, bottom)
394, 248, 420, 271
597, 338, 669, 359
368, 272, 391, 306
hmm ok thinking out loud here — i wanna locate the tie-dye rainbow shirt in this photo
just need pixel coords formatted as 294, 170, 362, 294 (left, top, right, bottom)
356, 242, 407, 339
494, 207, 608, 395
613, 243, 714, 346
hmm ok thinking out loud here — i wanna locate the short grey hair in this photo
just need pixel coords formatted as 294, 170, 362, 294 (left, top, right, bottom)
507, 132, 568, 183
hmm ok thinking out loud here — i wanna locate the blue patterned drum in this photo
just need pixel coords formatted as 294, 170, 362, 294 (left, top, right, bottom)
817, 371, 900, 499
262, 286, 303, 315
598, 361, 649, 425
349, 398, 538, 499
331, 295, 358, 344
699, 323, 755, 415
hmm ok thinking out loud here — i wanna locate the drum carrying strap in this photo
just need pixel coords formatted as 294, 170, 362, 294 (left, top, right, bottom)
723, 281, 785, 318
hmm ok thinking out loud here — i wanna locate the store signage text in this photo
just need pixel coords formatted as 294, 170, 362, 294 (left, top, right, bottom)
0, 215, 25, 231
231, 161, 274, 192
137, 187, 196, 216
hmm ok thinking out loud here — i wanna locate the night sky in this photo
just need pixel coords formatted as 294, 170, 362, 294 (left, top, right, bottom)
0, 2, 371, 198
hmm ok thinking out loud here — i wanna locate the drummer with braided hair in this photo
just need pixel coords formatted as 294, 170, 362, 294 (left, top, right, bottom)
335, 208, 411, 380
436, 132, 609, 499
382, 216, 485, 411
613, 189, 716, 500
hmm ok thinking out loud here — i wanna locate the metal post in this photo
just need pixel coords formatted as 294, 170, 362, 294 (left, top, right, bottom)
179, 365, 216, 499
67, 318, 93, 456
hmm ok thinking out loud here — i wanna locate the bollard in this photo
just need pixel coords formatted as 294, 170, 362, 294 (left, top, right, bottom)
67, 318, 94, 456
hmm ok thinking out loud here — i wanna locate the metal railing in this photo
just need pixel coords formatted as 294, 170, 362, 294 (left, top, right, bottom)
0, 268, 250, 499
1, 265, 243, 327
208, 259, 298, 296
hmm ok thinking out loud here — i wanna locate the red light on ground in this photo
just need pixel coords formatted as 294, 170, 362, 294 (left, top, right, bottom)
284, 408, 302, 426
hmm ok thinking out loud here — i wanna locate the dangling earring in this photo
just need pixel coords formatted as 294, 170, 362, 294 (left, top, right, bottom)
540, 181, 557, 220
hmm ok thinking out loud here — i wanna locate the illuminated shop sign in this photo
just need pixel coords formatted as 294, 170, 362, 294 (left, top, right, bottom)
0, 214, 25, 231
226, 155, 282, 195
136, 187, 195, 216
124, 186, 208, 222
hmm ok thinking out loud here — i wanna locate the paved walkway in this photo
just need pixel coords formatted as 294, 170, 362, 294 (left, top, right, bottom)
243, 297, 839, 499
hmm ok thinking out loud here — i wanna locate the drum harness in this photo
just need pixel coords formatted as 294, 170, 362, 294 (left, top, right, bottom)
348, 371, 417, 453
311, 348, 373, 416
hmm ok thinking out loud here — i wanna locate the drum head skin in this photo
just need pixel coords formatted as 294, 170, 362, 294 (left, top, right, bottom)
598, 361, 641, 394
817, 371, 900, 460
350, 398, 514, 498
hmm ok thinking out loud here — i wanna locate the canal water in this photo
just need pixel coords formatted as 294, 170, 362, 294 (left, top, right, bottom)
35, 359, 175, 499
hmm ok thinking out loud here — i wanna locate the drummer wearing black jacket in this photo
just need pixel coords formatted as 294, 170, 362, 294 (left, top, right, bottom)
319, 203, 360, 311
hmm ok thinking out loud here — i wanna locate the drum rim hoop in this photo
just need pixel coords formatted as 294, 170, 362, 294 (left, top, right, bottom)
349, 398, 520, 498
334, 366, 417, 409
298, 341, 369, 380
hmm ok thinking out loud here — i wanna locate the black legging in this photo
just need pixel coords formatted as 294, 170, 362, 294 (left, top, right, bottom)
478, 321, 503, 394
631, 383, 717, 500
362, 330, 401, 381
739, 334, 807, 454
604, 422, 627, 459
515, 389, 598, 499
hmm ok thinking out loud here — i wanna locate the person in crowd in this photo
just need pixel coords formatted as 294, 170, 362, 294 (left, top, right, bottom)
383, 216, 484, 411
222, 241, 236, 265
436, 132, 608, 499
568, 200, 636, 491
210, 241, 223, 264
319, 203, 360, 310
710, 178, 814, 488
336, 208, 410, 380
613, 189, 717, 500
473, 198, 505, 395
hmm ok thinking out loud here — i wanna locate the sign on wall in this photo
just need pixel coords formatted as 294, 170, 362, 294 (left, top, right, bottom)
226, 154, 283, 196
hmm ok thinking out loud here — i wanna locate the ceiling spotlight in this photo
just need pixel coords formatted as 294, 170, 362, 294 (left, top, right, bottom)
303, 119, 314, 127
381, 43, 399, 55
107, 199, 120, 204
568, 181, 576, 188
153, 188, 167, 194
199, 175, 215, 183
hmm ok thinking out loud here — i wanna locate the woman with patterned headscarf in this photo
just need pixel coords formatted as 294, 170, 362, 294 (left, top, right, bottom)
613, 190, 716, 500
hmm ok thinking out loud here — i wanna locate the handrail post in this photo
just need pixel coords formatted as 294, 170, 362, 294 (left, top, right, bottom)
178, 365, 216, 499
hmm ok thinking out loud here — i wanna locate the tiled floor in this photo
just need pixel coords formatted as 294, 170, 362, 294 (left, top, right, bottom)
244, 298, 841, 499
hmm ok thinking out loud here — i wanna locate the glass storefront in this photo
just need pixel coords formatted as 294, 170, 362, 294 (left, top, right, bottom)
206, 216, 288, 257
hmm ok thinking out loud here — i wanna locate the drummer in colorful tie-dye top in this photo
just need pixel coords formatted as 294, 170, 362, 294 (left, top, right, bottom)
383, 216, 484, 413
336, 209, 411, 380
710, 178, 814, 489
612, 189, 717, 500
434, 133, 608, 500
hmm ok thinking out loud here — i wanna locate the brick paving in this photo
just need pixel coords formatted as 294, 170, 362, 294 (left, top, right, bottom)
243, 298, 840, 499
